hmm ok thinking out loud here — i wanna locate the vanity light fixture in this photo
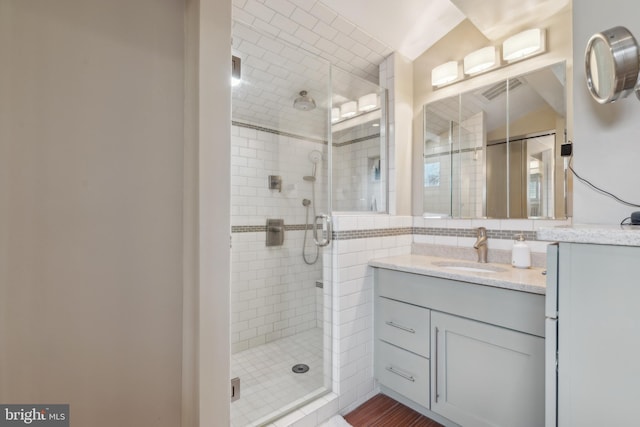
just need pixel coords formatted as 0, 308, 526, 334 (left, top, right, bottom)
431, 61, 460, 87
331, 107, 340, 123
463, 46, 498, 75
431, 29, 548, 89
503, 28, 546, 62
358, 93, 377, 111
340, 101, 357, 118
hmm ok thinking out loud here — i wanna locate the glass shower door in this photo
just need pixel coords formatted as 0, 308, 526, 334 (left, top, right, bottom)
230, 21, 333, 427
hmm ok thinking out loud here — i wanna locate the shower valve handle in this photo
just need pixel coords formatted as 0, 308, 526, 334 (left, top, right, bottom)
313, 214, 332, 247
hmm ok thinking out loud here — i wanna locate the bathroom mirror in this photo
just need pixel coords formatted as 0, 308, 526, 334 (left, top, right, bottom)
585, 26, 640, 104
423, 62, 568, 219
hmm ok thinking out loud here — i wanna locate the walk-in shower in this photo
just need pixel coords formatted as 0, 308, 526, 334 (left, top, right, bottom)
230, 18, 387, 427
230, 20, 332, 427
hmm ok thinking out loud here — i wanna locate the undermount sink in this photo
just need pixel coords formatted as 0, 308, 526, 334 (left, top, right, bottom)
432, 261, 507, 274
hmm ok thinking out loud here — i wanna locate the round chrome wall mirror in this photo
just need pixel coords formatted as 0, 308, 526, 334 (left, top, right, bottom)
585, 26, 640, 104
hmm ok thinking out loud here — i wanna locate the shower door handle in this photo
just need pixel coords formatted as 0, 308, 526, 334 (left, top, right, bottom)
313, 214, 332, 247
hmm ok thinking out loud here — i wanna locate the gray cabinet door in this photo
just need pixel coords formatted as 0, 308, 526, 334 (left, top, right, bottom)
558, 243, 640, 427
431, 312, 544, 427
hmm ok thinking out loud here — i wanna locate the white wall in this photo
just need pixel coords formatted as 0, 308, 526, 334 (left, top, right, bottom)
572, 0, 640, 224
0, 1, 187, 426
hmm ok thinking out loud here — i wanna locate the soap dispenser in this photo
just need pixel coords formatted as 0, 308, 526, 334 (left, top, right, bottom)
511, 234, 531, 269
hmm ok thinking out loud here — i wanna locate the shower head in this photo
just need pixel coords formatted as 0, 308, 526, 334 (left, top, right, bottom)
308, 150, 322, 164
302, 199, 311, 207
293, 91, 316, 111
305, 150, 322, 181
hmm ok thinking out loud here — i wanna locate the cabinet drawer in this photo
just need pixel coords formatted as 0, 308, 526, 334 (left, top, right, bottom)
377, 297, 430, 357
375, 340, 430, 408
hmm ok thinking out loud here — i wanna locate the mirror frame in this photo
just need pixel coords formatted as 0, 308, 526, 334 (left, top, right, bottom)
585, 26, 640, 104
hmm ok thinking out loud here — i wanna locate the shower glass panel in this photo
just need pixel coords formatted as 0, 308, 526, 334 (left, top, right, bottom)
331, 67, 387, 213
230, 21, 332, 426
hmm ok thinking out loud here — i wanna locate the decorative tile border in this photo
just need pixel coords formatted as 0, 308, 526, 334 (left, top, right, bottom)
413, 227, 537, 241
331, 227, 538, 241
332, 227, 412, 240
233, 121, 327, 145
233, 121, 379, 148
233, 225, 540, 241
232, 224, 314, 233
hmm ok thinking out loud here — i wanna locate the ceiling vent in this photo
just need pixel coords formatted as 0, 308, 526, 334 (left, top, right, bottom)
481, 78, 523, 101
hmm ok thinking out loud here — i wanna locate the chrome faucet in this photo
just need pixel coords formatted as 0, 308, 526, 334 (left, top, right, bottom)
474, 227, 488, 263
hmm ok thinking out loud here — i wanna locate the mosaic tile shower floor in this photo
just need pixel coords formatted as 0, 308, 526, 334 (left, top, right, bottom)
231, 328, 325, 426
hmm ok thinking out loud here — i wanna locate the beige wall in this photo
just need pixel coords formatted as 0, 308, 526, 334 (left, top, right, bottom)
412, 7, 573, 216
183, 1, 232, 426
0, 1, 191, 426
393, 54, 414, 215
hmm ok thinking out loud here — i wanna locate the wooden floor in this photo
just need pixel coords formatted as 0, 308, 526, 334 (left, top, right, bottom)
344, 394, 444, 427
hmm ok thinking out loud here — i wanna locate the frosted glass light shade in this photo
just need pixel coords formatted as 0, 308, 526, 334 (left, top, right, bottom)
358, 93, 377, 111
331, 107, 340, 122
464, 46, 497, 75
340, 101, 357, 118
503, 29, 546, 62
431, 61, 459, 86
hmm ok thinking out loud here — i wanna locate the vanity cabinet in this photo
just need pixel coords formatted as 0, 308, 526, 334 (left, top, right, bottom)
431, 312, 544, 427
375, 296, 431, 407
374, 268, 545, 427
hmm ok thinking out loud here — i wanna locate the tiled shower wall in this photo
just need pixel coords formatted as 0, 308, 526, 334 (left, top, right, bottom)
333, 133, 386, 212
231, 123, 327, 353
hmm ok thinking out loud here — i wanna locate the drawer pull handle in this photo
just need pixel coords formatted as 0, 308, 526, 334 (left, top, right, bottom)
385, 321, 415, 334
386, 365, 415, 382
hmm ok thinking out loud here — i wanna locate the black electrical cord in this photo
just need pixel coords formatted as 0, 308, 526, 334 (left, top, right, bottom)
620, 216, 632, 226
568, 155, 640, 208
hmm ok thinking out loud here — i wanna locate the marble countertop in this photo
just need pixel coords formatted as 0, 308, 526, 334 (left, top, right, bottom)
369, 254, 547, 295
537, 224, 640, 246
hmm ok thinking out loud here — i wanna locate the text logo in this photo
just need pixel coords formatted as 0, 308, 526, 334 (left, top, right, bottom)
0, 405, 68, 427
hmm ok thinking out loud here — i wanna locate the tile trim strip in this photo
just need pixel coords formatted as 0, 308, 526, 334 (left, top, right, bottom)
233, 121, 380, 148
233, 121, 328, 145
232, 224, 314, 233
232, 225, 539, 241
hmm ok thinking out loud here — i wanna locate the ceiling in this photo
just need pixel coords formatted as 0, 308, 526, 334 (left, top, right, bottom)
231, 0, 570, 138
318, 0, 571, 60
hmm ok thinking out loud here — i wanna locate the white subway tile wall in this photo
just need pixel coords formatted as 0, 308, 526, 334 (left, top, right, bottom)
231, 124, 327, 353
329, 215, 413, 414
